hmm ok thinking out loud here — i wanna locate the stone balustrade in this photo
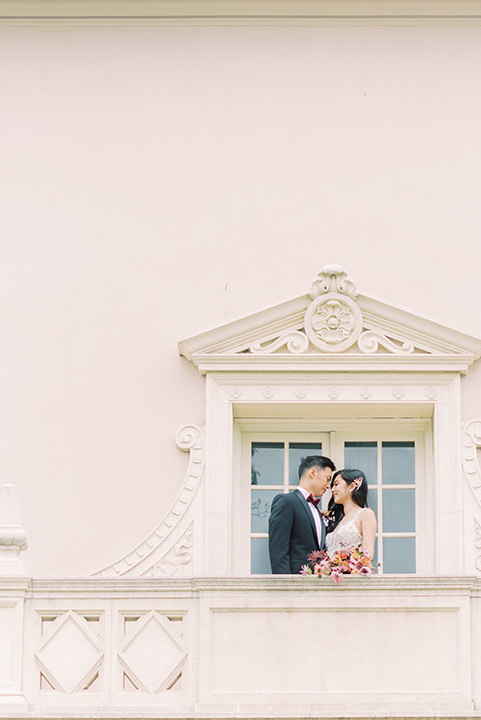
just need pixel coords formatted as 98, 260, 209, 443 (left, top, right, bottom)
0, 575, 480, 719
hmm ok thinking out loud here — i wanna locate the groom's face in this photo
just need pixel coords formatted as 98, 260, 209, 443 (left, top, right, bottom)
311, 466, 333, 496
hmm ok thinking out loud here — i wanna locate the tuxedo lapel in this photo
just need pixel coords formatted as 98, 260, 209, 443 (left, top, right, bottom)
294, 490, 319, 549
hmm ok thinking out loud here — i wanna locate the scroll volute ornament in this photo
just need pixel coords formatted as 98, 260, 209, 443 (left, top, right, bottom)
305, 265, 363, 352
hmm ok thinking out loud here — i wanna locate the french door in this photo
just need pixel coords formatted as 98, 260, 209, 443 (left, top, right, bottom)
242, 426, 427, 575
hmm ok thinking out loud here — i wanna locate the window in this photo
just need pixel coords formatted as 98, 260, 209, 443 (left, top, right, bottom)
239, 422, 430, 576
248, 436, 329, 573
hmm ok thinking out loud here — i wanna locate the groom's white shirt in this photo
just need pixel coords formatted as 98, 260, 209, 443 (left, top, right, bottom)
296, 485, 322, 546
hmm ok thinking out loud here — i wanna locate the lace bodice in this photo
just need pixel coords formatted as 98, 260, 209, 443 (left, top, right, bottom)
325, 510, 363, 556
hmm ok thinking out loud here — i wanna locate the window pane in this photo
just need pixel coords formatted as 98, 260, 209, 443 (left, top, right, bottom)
251, 538, 271, 574
251, 489, 278, 533
383, 489, 415, 532
368, 488, 377, 519
382, 442, 415, 485
344, 442, 377, 485
373, 537, 379, 569
288, 443, 323, 486
251, 442, 284, 486
383, 537, 416, 573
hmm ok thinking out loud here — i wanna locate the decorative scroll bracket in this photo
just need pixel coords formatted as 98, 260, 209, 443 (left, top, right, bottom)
462, 419, 481, 574
93, 425, 204, 577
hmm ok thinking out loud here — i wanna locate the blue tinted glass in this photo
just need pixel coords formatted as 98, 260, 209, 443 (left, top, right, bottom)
288, 443, 323, 486
373, 537, 379, 570
383, 537, 416, 573
382, 442, 415, 485
251, 442, 284, 486
368, 488, 378, 519
344, 442, 377, 486
382, 489, 415, 532
251, 538, 271, 574
251, 489, 279, 533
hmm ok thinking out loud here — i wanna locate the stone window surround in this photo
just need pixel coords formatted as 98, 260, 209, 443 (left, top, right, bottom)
206, 370, 461, 575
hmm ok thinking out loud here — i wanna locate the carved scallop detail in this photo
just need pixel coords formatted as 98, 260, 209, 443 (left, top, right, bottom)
327, 387, 340, 400
475, 519, 481, 573
262, 387, 275, 399
360, 387, 372, 399
295, 387, 307, 399
392, 386, 405, 399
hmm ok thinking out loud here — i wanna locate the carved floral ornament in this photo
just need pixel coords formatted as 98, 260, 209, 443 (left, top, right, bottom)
249, 265, 415, 355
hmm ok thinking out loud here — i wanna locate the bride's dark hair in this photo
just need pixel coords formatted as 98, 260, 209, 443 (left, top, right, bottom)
325, 469, 369, 535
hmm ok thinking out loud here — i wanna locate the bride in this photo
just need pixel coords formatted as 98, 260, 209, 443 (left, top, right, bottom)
325, 469, 377, 558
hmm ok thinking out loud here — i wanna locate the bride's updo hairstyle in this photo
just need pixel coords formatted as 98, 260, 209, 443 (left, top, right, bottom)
325, 469, 369, 535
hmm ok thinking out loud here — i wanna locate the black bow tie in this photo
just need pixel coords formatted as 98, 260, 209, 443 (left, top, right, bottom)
306, 493, 320, 507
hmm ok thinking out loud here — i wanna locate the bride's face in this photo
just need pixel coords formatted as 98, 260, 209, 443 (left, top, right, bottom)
331, 475, 350, 504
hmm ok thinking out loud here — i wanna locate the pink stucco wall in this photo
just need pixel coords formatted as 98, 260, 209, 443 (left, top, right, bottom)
1, 23, 480, 575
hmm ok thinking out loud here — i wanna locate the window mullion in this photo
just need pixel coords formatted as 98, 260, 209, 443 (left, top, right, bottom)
377, 440, 383, 574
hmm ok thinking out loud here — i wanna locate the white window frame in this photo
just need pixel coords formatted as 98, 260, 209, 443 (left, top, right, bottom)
241, 431, 331, 574
237, 420, 431, 575
204, 371, 461, 576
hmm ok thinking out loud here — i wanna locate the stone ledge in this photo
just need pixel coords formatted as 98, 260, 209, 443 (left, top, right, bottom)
2, 0, 481, 25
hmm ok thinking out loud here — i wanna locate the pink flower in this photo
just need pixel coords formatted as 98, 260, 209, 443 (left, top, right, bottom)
330, 570, 344, 584
300, 564, 311, 575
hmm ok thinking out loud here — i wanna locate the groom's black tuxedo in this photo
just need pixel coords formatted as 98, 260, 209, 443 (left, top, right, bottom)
268, 489, 325, 574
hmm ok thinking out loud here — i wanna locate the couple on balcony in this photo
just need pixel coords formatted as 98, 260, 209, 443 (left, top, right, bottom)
268, 456, 377, 575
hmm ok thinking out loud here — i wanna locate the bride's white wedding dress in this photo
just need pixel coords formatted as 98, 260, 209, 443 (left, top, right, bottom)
325, 510, 363, 555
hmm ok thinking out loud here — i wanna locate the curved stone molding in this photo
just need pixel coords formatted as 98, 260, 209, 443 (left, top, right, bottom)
249, 331, 309, 355
463, 420, 481, 509
144, 523, 193, 577
305, 293, 363, 352
475, 519, 481, 573
358, 331, 415, 355
463, 420, 481, 574
93, 425, 204, 577
310, 264, 358, 300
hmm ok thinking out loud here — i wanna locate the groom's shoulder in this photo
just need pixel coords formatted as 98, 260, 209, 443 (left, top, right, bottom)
272, 490, 299, 506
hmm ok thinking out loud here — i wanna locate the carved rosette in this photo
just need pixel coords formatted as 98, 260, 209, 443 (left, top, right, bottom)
305, 293, 363, 352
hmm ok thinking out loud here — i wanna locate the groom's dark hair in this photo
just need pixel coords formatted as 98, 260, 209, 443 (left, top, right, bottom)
298, 455, 335, 480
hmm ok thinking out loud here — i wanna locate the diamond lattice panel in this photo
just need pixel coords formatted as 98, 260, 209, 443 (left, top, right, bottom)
37, 613, 102, 693
120, 613, 186, 693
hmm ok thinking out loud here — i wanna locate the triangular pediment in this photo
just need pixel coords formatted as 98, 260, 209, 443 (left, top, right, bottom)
179, 265, 481, 374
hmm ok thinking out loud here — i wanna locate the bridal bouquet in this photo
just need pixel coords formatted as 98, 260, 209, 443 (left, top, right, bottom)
300, 547, 377, 584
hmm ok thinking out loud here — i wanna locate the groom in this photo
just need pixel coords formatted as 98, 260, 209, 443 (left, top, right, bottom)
268, 455, 335, 574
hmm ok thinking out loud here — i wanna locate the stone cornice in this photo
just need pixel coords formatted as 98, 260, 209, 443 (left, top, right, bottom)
3, 0, 481, 25
10, 574, 480, 596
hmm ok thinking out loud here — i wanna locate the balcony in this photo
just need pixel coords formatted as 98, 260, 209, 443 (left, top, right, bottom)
1, 575, 480, 719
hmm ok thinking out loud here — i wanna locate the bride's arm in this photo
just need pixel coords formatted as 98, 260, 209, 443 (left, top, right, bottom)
359, 508, 377, 558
